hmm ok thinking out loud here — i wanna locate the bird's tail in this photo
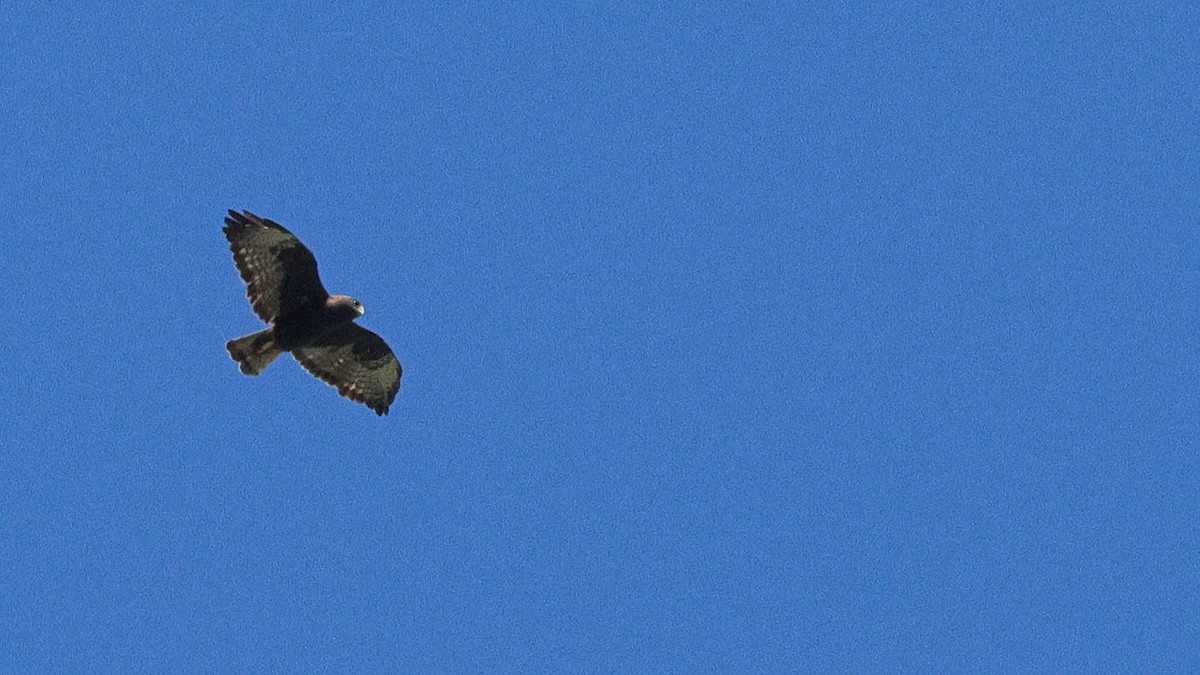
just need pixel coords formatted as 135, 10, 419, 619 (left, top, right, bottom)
226, 329, 282, 376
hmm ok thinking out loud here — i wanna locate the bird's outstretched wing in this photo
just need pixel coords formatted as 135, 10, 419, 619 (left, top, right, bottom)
223, 210, 328, 323
292, 323, 403, 415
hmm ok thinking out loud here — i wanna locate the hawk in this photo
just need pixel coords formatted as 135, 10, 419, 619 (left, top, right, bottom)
223, 210, 402, 415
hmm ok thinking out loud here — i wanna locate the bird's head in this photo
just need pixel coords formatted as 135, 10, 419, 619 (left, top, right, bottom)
327, 294, 365, 320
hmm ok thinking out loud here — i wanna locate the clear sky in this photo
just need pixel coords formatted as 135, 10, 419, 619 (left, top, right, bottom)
2, 3, 1197, 671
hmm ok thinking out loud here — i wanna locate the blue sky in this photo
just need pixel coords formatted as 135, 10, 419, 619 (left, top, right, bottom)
2, 3, 1197, 671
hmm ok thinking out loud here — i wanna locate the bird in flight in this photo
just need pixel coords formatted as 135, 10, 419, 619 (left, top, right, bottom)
223, 210, 401, 415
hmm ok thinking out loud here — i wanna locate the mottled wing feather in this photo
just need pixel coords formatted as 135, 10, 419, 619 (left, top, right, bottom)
292, 323, 402, 415
223, 210, 328, 323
